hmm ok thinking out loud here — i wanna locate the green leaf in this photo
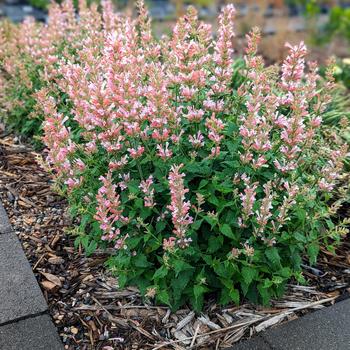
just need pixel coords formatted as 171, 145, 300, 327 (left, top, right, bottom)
133, 254, 150, 268
172, 269, 194, 302
265, 247, 281, 269
185, 162, 211, 176
307, 243, 319, 265
118, 273, 128, 288
290, 248, 302, 269
127, 236, 143, 249
295, 208, 306, 222
229, 288, 240, 305
86, 240, 97, 256
173, 259, 194, 277
258, 283, 271, 305
294, 271, 306, 285
220, 277, 233, 289
204, 215, 218, 227
208, 194, 220, 206
81, 235, 90, 251
193, 284, 207, 311
192, 218, 203, 230
262, 279, 273, 289
153, 266, 168, 280
240, 281, 249, 296
219, 288, 231, 305
80, 213, 91, 229
278, 267, 291, 278
199, 179, 209, 189
201, 254, 212, 265
227, 140, 239, 155
156, 221, 166, 233
241, 266, 257, 286
157, 289, 170, 306
208, 235, 223, 253
220, 224, 235, 239
294, 232, 306, 243
215, 262, 236, 279
132, 276, 150, 294
272, 276, 284, 285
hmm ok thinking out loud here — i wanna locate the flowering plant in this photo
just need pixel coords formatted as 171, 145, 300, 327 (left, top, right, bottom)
0, 0, 103, 140
1, 1, 349, 310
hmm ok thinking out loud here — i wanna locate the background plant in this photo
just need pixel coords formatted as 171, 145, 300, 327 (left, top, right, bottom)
0, 0, 105, 143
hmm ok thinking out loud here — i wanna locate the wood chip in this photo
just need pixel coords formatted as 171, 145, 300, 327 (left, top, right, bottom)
40, 272, 62, 287
41, 280, 58, 292
175, 311, 195, 331
48, 256, 65, 265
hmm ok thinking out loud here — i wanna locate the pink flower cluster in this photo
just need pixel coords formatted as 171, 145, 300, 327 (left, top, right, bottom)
238, 174, 258, 225
94, 171, 128, 248
318, 145, 348, 191
166, 164, 193, 249
139, 176, 155, 208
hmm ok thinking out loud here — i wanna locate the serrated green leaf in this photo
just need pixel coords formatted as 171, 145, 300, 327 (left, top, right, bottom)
172, 269, 194, 302
193, 284, 207, 311
133, 254, 150, 268
153, 266, 168, 280
199, 179, 209, 189
156, 221, 166, 233
157, 289, 170, 306
240, 281, 249, 296
208, 235, 223, 253
192, 218, 203, 230
265, 247, 281, 269
118, 273, 127, 288
307, 242, 319, 265
229, 288, 240, 305
219, 288, 231, 305
86, 240, 97, 256
220, 224, 235, 239
294, 232, 306, 243
173, 259, 194, 277
257, 283, 271, 305
127, 236, 143, 249
215, 263, 236, 279
278, 267, 291, 278
241, 266, 257, 286
272, 276, 283, 285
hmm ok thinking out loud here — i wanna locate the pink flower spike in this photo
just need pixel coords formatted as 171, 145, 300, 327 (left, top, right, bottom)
167, 164, 193, 245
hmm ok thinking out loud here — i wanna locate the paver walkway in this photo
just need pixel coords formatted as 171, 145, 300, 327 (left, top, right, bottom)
232, 298, 350, 350
0, 201, 63, 349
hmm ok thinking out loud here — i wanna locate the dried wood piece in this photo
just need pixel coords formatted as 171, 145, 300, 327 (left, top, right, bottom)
40, 271, 63, 287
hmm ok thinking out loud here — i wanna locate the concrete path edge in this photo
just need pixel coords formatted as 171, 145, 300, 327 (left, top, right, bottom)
231, 295, 350, 350
0, 200, 63, 349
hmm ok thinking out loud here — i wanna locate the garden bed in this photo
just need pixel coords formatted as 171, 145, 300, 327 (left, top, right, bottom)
0, 134, 349, 350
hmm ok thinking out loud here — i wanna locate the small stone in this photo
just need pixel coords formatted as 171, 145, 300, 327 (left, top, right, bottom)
70, 326, 79, 335
48, 256, 65, 265
7, 191, 15, 202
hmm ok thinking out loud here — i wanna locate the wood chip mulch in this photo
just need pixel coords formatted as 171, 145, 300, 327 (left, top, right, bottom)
0, 134, 349, 350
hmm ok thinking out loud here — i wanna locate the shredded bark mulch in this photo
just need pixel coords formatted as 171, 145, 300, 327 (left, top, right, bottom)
0, 134, 349, 350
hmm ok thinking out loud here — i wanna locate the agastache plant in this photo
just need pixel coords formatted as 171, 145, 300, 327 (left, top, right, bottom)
0, 0, 348, 311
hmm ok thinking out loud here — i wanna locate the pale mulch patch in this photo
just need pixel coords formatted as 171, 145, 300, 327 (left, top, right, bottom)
0, 135, 349, 350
